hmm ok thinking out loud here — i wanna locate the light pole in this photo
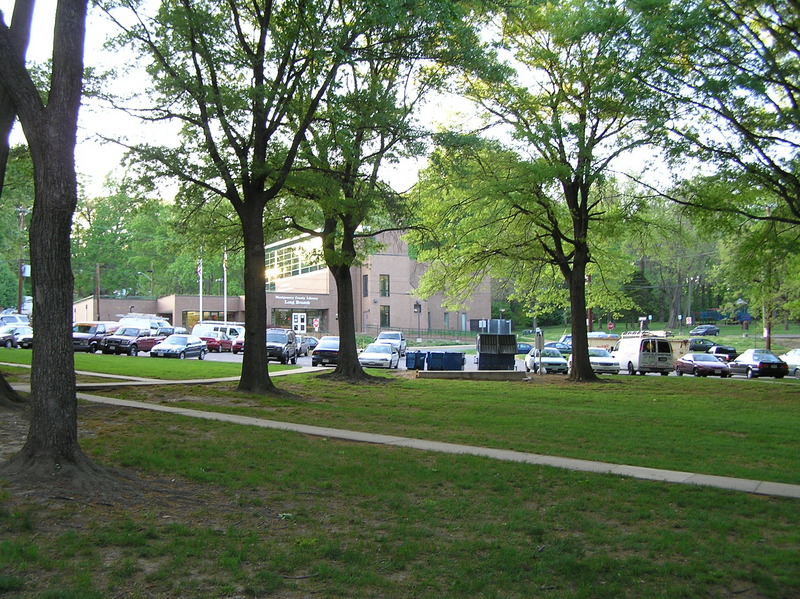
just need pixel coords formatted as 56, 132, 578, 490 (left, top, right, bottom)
137, 270, 153, 296
414, 301, 422, 342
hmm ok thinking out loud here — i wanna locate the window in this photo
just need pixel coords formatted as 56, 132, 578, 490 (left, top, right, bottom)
380, 305, 390, 328
443, 312, 450, 329
379, 274, 390, 297
363, 274, 368, 297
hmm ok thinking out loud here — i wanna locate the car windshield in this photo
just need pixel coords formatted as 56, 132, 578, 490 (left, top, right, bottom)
266, 331, 288, 342
120, 328, 140, 336
73, 324, 97, 334
317, 337, 340, 350
365, 344, 391, 354
755, 352, 780, 362
378, 333, 400, 340
694, 354, 719, 362
588, 349, 611, 357
164, 335, 188, 345
0, 325, 15, 334
541, 349, 561, 357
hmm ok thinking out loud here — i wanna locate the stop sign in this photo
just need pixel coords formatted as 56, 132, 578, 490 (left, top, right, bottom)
608, 322, 615, 330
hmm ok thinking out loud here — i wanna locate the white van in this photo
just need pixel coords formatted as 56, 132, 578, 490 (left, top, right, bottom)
611, 334, 674, 376
191, 322, 244, 339
118, 315, 172, 332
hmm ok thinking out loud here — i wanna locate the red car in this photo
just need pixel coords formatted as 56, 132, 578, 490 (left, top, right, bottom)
199, 331, 233, 352
675, 353, 730, 377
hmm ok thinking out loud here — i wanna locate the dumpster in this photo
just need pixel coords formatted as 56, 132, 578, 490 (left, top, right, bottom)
426, 351, 445, 371
443, 352, 465, 371
477, 333, 517, 370
405, 351, 427, 370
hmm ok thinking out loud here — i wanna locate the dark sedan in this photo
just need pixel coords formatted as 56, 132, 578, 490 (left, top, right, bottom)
150, 334, 207, 359
675, 353, 730, 377
199, 331, 233, 352
311, 336, 340, 367
728, 348, 788, 379
689, 324, 720, 336
688, 337, 716, 352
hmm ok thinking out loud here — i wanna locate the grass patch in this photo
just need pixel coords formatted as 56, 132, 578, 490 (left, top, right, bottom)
101, 373, 800, 485
0, 349, 292, 380
2, 352, 799, 597
3, 409, 798, 598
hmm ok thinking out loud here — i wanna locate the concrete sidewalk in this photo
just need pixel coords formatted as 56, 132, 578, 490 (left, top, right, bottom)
74, 387, 800, 500
7, 363, 799, 499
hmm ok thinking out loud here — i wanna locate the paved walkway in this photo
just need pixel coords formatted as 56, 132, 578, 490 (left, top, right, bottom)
7, 364, 800, 499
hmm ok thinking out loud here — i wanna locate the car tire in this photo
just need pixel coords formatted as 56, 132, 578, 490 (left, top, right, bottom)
89, 343, 98, 353
746, 368, 756, 379
291, 354, 297, 365
627, 362, 635, 376
4, 340, 12, 349
693, 368, 700, 377
179, 351, 186, 359
199, 350, 206, 361
676, 368, 683, 376
129, 345, 138, 356
795, 368, 800, 380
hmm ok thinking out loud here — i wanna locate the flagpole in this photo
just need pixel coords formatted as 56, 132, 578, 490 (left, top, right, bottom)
223, 250, 228, 324
198, 256, 203, 324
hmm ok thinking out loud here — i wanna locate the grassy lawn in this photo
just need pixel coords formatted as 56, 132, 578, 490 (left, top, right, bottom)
1, 351, 799, 597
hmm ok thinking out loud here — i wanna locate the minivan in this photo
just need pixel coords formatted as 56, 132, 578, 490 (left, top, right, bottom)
611, 335, 673, 376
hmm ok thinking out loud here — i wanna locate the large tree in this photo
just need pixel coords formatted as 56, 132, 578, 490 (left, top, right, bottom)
0, 0, 107, 484
105, 0, 431, 393
412, 0, 663, 380
283, 4, 478, 380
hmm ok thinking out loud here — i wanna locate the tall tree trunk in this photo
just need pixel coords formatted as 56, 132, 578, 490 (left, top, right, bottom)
325, 263, 369, 380
236, 201, 276, 393
0, 0, 108, 485
565, 249, 598, 382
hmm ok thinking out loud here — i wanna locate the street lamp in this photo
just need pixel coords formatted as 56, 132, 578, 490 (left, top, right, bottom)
414, 301, 422, 342
137, 270, 154, 296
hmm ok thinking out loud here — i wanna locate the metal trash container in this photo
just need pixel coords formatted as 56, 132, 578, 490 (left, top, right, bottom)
426, 351, 445, 371
477, 333, 517, 370
405, 351, 426, 370
443, 352, 465, 371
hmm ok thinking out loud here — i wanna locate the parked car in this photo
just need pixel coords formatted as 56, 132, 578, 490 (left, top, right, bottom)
296, 335, 311, 356
674, 353, 731, 377
707, 345, 738, 362
198, 331, 233, 353
688, 337, 717, 352
232, 334, 244, 354
311, 336, 340, 367
304, 335, 320, 352
689, 324, 720, 336
0, 325, 18, 348
611, 335, 673, 376
149, 334, 207, 359
13, 325, 33, 349
191, 322, 244, 340
266, 328, 297, 364
72, 321, 120, 353
375, 331, 407, 356
778, 348, 800, 378
543, 341, 572, 356
524, 348, 568, 374
567, 348, 620, 375
101, 327, 164, 355
359, 343, 400, 369
0, 313, 29, 327
728, 348, 788, 379
516, 342, 533, 355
